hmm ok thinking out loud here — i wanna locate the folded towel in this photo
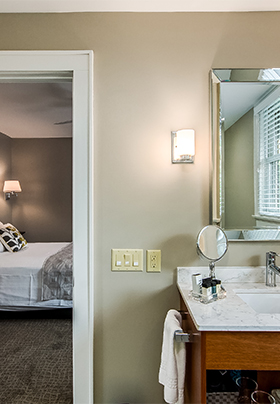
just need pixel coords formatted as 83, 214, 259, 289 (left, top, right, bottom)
159, 309, 186, 404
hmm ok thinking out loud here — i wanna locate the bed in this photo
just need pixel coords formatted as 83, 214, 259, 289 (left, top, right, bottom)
0, 242, 73, 311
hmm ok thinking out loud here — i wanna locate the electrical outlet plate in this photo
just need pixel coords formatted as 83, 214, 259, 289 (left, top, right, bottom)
146, 250, 161, 272
111, 249, 143, 271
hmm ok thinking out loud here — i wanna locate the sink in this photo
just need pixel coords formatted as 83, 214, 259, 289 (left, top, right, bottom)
235, 290, 280, 314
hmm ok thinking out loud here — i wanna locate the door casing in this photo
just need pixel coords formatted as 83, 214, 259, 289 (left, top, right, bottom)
0, 50, 94, 404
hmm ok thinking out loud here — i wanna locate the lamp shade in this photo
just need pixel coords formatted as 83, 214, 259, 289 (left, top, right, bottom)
3, 180, 22, 193
172, 129, 195, 163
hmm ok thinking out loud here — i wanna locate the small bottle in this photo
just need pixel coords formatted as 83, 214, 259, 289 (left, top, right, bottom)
192, 273, 202, 296
215, 279, 222, 294
211, 279, 217, 296
202, 278, 212, 298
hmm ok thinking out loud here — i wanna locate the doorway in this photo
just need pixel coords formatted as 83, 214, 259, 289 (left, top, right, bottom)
0, 51, 94, 404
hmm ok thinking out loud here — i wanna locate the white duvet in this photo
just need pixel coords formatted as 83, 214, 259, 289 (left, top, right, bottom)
0, 242, 72, 310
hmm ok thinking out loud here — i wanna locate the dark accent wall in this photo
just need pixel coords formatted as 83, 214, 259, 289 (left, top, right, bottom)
11, 138, 72, 242
0, 132, 12, 223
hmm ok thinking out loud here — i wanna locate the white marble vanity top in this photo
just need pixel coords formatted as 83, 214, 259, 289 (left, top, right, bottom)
177, 266, 280, 332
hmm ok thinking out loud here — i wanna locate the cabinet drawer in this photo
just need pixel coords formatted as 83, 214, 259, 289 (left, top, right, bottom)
205, 332, 280, 370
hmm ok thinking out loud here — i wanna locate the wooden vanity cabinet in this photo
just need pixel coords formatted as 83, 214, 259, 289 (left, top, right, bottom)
180, 297, 280, 404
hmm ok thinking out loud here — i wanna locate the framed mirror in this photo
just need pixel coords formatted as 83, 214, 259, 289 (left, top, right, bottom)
211, 68, 280, 241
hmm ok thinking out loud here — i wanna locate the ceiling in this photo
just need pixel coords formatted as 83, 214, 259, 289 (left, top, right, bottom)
220, 83, 273, 130
0, 82, 72, 138
0, 0, 278, 13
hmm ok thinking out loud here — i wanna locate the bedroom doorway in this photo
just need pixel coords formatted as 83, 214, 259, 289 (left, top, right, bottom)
0, 51, 94, 404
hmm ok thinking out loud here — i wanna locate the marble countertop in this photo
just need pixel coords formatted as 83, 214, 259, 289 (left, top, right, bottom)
177, 266, 280, 332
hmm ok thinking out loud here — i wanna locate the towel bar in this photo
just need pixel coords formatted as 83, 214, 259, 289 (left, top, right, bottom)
174, 331, 192, 343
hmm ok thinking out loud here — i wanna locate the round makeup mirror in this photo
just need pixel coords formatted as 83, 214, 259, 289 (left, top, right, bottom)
197, 225, 228, 278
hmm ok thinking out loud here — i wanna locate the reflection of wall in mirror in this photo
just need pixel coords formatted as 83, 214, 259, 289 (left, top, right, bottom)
216, 229, 227, 256
200, 227, 222, 260
224, 108, 255, 229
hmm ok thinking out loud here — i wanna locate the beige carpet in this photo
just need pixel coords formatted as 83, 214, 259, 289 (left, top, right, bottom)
0, 316, 72, 404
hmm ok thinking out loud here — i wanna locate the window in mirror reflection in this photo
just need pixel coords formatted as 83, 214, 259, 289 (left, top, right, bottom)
255, 88, 280, 220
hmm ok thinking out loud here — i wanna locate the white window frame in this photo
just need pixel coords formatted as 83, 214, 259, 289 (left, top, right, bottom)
254, 86, 280, 223
0, 51, 94, 404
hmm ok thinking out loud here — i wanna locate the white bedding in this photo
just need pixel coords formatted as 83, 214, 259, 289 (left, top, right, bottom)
0, 242, 73, 310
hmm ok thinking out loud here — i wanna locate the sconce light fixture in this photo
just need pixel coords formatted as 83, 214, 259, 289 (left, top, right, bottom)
3, 180, 22, 200
171, 129, 195, 163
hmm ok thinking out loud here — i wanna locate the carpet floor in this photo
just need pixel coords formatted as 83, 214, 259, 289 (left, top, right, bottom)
0, 312, 73, 404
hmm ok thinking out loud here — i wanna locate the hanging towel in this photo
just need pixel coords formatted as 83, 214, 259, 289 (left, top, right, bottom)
159, 309, 186, 404
272, 389, 280, 404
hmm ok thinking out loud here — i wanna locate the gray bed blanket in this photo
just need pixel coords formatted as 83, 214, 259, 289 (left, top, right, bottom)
42, 243, 73, 301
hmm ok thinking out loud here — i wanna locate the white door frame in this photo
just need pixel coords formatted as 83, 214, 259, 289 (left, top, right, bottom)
0, 51, 94, 404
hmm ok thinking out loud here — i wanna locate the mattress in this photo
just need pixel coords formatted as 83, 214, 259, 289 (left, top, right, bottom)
0, 242, 73, 310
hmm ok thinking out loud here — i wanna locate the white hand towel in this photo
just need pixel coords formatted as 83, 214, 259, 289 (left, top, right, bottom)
159, 309, 186, 404
272, 389, 280, 404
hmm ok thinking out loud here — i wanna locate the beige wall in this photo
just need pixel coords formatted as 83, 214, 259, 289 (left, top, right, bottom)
225, 108, 255, 229
1, 11, 280, 404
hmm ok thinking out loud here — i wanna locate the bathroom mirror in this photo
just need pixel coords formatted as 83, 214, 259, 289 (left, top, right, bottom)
197, 225, 228, 278
211, 68, 280, 241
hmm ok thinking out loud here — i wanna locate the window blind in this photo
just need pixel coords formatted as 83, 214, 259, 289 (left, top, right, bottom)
258, 97, 280, 216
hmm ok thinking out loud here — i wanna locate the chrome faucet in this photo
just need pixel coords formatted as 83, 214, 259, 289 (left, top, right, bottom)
266, 251, 280, 287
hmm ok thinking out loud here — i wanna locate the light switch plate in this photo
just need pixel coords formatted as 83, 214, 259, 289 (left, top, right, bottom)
146, 250, 161, 272
111, 249, 143, 271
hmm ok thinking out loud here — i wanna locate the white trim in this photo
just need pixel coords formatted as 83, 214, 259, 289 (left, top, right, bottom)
0, 51, 94, 404
0, 0, 278, 13
253, 214, 280, 223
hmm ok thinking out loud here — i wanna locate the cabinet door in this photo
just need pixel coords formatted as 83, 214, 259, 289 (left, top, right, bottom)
180, 297, 206, 404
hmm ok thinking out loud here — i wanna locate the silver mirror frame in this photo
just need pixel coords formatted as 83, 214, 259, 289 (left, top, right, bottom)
210, 68, 280, 241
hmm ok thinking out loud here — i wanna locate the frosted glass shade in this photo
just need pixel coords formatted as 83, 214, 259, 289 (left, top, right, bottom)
3, 180, 22, 193
172, 129, 195, 163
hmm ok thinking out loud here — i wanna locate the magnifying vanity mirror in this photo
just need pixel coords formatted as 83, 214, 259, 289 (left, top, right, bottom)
211, 68, 280, 241
197, 225, 228, 279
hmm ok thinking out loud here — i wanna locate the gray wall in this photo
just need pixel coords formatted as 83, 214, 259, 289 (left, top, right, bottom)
225, 109, 255, 229
11, 138, 72, 242
0, 11, 280, 404
0, 132, 12, 223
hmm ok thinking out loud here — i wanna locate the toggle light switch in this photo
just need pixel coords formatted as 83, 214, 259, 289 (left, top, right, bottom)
133, 253, 139, 267
115, 253, 122, 267
124, 254, 131, 267
111, 249, 143, 271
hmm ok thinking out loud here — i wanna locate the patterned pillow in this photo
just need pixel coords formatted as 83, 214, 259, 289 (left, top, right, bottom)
0, 223, 28, 252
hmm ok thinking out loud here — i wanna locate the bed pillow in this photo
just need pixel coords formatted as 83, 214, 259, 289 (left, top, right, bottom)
5, 223, 28, 250
0, 223, 28, 252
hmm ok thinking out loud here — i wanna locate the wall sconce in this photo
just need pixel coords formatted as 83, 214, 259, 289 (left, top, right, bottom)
3, 180, 22, 200
171, 129, 195, 163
